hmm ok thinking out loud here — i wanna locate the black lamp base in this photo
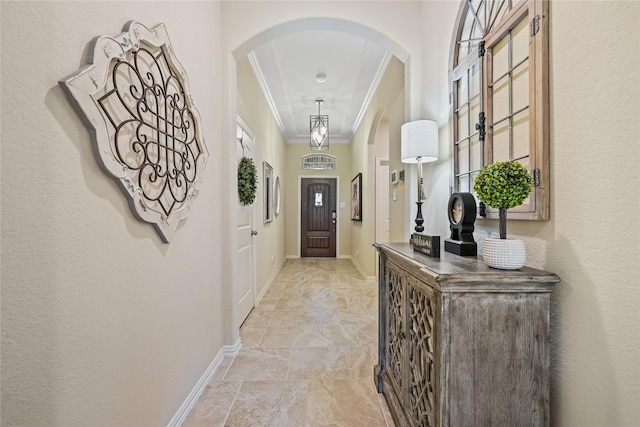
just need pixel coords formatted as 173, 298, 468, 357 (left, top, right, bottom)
414, 201, 424, 233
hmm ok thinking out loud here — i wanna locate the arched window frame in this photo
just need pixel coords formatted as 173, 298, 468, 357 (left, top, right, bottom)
449, 0, 550, 221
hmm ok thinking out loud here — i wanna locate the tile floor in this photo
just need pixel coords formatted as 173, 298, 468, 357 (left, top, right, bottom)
183, 258, 395, 427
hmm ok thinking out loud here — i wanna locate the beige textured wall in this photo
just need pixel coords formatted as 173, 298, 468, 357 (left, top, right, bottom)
544, 3, 639, 424
236, 57, 287, 298
350, 57, 405, 277
1, 2, 224, 425
416, 1, 459, 239
284, 144, 352, 258
420, 1, 640, 425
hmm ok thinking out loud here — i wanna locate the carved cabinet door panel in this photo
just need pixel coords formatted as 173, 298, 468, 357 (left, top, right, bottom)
406, 275, 440, 427
385, 261, 405, 399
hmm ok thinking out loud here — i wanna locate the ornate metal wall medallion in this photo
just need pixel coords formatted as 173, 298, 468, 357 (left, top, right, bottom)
60, 21, 209, 242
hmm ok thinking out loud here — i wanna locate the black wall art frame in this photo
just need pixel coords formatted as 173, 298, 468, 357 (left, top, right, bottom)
351, 173, 362, 221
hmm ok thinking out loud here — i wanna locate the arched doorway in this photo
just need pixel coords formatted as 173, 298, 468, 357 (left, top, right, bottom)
222, 11, 419, 342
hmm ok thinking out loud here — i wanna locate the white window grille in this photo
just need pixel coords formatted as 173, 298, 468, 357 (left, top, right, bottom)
302, 154, 336, 170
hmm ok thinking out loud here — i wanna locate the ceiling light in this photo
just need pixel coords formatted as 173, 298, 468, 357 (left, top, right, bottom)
310, 99, 329, 151
316, 72, 326, 83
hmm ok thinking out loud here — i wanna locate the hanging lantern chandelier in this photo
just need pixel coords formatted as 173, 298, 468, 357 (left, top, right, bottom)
310, 99, 329, 150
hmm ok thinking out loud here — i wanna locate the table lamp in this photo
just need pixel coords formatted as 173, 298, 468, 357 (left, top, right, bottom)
401, 120, 439, 234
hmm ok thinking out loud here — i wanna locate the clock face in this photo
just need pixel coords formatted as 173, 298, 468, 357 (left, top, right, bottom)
452, 199, 463, 224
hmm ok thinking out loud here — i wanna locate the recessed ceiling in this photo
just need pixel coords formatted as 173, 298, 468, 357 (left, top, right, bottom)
249, 30, 391, 144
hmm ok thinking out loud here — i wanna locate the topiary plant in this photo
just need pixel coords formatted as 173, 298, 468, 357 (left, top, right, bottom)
237, 156, 257, 206
473, 160, 533, 239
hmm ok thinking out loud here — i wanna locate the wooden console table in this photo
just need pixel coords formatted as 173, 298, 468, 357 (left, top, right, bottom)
374, 242, 560, 427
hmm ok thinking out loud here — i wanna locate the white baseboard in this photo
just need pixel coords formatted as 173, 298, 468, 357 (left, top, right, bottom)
349, 256, 376, 280
256, 261, 284, 304
167, 338, 241, 427
223, 337, 242, 357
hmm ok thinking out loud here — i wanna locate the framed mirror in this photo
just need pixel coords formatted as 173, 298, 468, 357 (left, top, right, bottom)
274, 176, 281, 216
263, 162, 273, 223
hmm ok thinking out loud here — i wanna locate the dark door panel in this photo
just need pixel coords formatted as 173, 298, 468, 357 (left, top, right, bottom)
301, 178, 336, 257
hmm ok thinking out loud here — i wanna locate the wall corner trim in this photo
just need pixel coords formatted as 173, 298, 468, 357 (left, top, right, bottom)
223, 338, 242, 358
256, 260, 285, 304
349, 256, 376, 280
167, 339, 242, 427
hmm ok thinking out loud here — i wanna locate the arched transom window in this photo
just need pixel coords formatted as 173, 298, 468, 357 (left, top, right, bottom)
450, 0, 550, 220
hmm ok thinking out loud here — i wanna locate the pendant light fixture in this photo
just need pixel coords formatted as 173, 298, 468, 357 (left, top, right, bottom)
310, 99, 329, 150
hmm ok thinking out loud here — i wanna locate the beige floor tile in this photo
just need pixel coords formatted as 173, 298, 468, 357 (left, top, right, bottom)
274, 271, 308, 281
343, 292, 379, 311
184, 259, 395, 427
224, 347, 291, 380
297, 308, 343, 325
238, 325, 265, 348
264, 286, 303, 300
347, 346, 378, 379
241, 307, 300, 327
255, 297, 280, 310
276, 294, 349, 312
212, 356, 234, 381
306, 379, 387, 427
259, 324, 361, 348
288, 347, 350, 380
356, 321, 379, 348
332, 272, 366, 282
304, 324, 362, 347
259, 325, 312, 347
335, 279, 376, 290
267, 279, 308, 290
300, 287, 339, 298
378, 392, 396, 427
182, 380, 241, 427
306, 273, 334, 281
308, 306, 375, 325
224, 380, 308, 427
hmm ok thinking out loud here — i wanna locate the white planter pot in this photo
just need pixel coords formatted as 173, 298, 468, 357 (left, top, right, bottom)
482, 238, 526, 270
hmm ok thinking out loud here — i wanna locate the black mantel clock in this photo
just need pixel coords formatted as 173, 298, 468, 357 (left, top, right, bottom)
444, 192, 477, 256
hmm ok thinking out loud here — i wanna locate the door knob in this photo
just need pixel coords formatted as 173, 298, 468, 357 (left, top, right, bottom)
251, 230, 258, 236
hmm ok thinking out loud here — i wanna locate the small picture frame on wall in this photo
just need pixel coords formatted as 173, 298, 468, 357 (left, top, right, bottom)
390, 170, 399, 185
351, 173, 362, 221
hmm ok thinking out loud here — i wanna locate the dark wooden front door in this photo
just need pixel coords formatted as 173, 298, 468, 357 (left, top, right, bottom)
301, 178, 337, 257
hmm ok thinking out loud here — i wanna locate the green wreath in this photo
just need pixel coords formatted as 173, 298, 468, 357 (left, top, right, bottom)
237, 156, 258, 205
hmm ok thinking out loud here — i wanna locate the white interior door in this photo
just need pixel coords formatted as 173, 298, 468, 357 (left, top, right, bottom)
236, 122, 256, 326
375, 159, 390, 278
376, 159, 390, 243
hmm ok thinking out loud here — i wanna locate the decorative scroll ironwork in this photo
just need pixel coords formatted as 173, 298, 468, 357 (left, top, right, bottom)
97, 48, 202, 218
60, 21, 208, 242
408, 280, 437, 427
386, 263, 404, 394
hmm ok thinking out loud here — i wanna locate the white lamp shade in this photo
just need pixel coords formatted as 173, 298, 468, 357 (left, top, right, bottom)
401, 120, 439, 164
